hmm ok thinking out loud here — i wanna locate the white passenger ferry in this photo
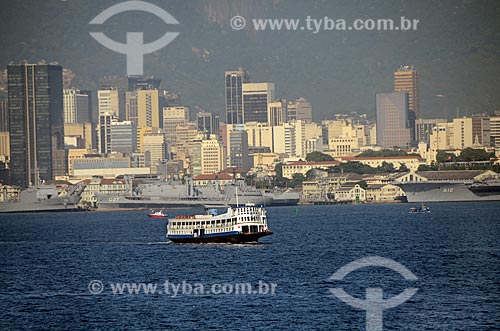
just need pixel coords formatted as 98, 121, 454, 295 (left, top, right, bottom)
166, 203, 272, 243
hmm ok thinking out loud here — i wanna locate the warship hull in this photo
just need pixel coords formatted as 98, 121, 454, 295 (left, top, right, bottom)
0, 204, 82, 213
95, 195, 227, 210
0, 185, 83, 213
395, 182, 500, 202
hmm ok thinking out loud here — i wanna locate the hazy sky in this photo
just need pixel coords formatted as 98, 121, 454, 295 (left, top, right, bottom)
1, 0, 499, 121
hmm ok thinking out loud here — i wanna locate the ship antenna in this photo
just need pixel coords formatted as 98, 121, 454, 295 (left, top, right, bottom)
235, 185, 239, 207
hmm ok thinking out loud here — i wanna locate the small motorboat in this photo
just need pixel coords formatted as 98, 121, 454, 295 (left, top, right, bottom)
408, 204, 430, 214
148, 210, 168, 219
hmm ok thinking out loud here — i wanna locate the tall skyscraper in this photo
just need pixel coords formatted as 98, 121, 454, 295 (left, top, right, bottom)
79, 90, 93, 123
229, 125, 250, 171
197, 111, 220, 138
225, 68, 249, 125
394, 65, 419, 116
376, 92, 411, 148
242, 83, 275, 124
293, 97, 313, 123
98, 88, 120, 117
137, 89, 160, 129
97, 113, 117, 154
163, 106, 190, 144
452, 117, 473, 149
142, 132, 166, 169
8, 62, 65, 187
490, 115, 500, 147
394, 65, 419, 143
267, 99, 287, 127
125, 91, 138, 125
471, 114, 490, 146
110, 120, 137, 155
0, 99, 8, 132
63, 89, 90, 124
191, 136, 222, 176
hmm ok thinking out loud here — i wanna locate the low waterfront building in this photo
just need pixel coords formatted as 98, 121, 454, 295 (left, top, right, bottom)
328, 137, 360, 156
193, 173, 234, 187
72, 155, 151, 178
336, 156, 424, 172
302, 180, 326, 201
250, 152, 280, 169
78, 176, 129, 207
366, 183, 405, 202
333, 184, 366, 202
385, 170, 498, 183
282, 160, 340, 179
301, 173, 363, 201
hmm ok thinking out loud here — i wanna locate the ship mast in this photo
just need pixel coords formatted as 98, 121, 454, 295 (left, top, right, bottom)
235, 185, 239, 207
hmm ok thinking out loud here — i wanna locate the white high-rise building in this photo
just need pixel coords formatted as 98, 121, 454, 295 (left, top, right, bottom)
191, 135, 222, 176
163, 106, 190, 144
110, 121, 137, 155
63, 89, 90, 124
429, 122, 454, 151
142, 133, 166, 169
98, 88, 120, 117
490, 116, 500, 147
452, 117, 473, 149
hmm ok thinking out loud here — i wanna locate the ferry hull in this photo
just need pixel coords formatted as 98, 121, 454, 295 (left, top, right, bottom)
168, 230, 273, 244
396, 182, 500, 202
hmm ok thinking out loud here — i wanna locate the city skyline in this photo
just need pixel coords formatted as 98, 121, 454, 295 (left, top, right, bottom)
0, 2, 499, 188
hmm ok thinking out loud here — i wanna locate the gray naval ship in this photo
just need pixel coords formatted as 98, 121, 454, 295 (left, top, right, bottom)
96, 179, 272, 210
392, 170, 500, 202
0, 185, 84, 213
263, 190, 300, 206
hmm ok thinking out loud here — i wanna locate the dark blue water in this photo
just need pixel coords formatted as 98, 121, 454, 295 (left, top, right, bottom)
1, 202, 499, 330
